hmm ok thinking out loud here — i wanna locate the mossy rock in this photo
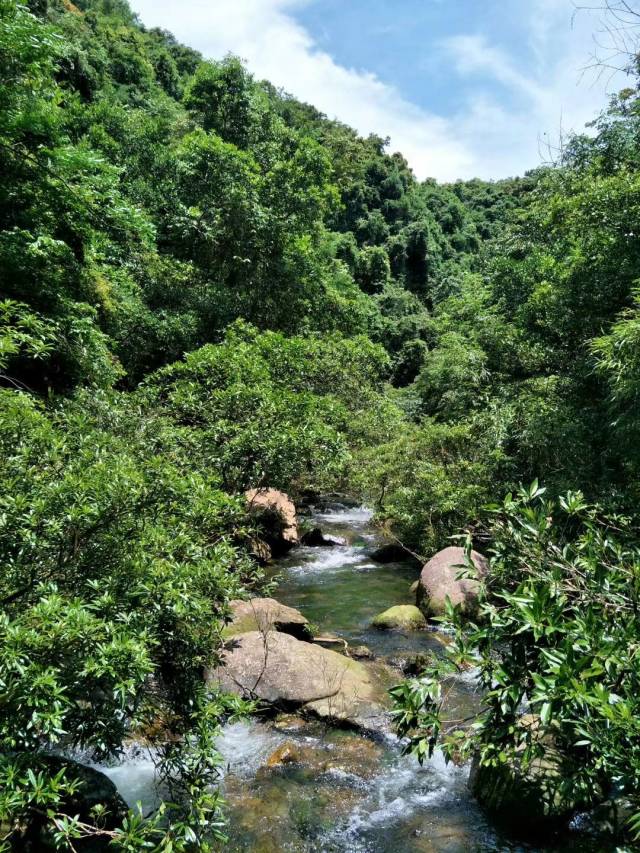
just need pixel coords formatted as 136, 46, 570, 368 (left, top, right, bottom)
371, 604, 427, 631
223, 598, 312, 641
469, 716, 601, 832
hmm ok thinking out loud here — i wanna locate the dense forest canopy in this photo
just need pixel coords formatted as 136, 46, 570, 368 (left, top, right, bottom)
1, 0, 640, 849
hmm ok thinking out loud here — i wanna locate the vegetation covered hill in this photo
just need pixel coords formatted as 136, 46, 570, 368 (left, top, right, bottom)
1, 0, 640, 848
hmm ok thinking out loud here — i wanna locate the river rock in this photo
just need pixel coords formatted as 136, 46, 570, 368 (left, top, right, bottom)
580, 797, 635, 844
16, 756, 128, 850
372, 604, 427, 631
316, 494, 362, 511
272, 713, 309, 733
43, 755, 127, 821
350, 645, 374, 660
418, 546, 488, 618
246, 536, 272, 565
312, 633, 348, 653
207, 631, 389, 733
266, 741, 301, 767
401, 652, 432, 676
224, 598, 312, 641
370, 543, 419, 565
245, 488, 299, 555
469, 715, 597, 830
301, 527, 346, 547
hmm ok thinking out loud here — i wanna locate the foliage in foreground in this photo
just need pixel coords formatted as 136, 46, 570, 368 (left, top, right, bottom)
4, 0, 640, 847
0, 385, 263, 849
392, 485, 640, 839
0, 319, 395, 849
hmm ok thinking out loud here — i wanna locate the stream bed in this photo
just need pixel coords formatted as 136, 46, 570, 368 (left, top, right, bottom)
98, 505, 614, 852
219, 505, 490, 852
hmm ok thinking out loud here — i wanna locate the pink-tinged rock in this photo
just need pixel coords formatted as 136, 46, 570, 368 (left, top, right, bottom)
207, 630, 389, 734
245, 488, 299, 554
418, 546, 488, 618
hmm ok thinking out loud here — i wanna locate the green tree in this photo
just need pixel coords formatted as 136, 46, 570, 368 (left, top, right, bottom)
0, 387, 259, 850
392, 485, 640, 841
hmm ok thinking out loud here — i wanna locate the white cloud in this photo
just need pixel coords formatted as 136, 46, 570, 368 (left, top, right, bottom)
444, 35, 547, 104
130, 0, 629, 181
440, 2, 630, 178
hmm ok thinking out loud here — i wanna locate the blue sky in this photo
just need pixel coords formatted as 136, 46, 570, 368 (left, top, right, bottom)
293, 0, 528, 115
131, 0, 628, 181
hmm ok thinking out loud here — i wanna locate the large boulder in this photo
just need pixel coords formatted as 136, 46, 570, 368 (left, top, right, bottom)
469, 716, 598, 831
224, 598, 312, 641
372, 604, 427, 631
43, 755, 128, 822
245, 488, 299, 555
418, 546, 488, 618
207, 630, 389, 734
15, 756, 127, 851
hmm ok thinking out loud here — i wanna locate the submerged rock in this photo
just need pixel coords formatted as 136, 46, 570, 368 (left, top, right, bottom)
418, 546, 488, 618
207, 630, 389, 734
262, 732, 384, 780
372, 604, 427, 631
224, 598, 312, 641
319, 733, 384, 779
266, 741, 301, 767
300, 527, 347, 547
245, 488, 299, 555
225, 764, 363, 850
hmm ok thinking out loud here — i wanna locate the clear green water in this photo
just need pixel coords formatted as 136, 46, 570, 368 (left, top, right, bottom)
270, 506, 437, 658
97, 506, 616, 852
217, 507, 610, 853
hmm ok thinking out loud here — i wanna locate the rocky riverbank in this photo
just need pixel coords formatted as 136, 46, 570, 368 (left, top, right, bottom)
78, 497, 624, 852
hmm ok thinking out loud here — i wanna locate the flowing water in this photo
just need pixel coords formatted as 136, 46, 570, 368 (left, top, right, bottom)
96, 504, 613, 852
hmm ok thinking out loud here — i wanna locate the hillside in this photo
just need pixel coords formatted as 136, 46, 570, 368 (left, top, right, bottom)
2, 0, 640, 849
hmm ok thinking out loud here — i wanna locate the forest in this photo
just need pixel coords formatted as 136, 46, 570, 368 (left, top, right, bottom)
1, 0, 640, 849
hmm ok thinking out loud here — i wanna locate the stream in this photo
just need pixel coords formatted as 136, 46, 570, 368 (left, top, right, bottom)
96, 504, 613, 852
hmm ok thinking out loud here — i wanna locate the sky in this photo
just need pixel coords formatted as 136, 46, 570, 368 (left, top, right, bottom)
130, 0, 631, 182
